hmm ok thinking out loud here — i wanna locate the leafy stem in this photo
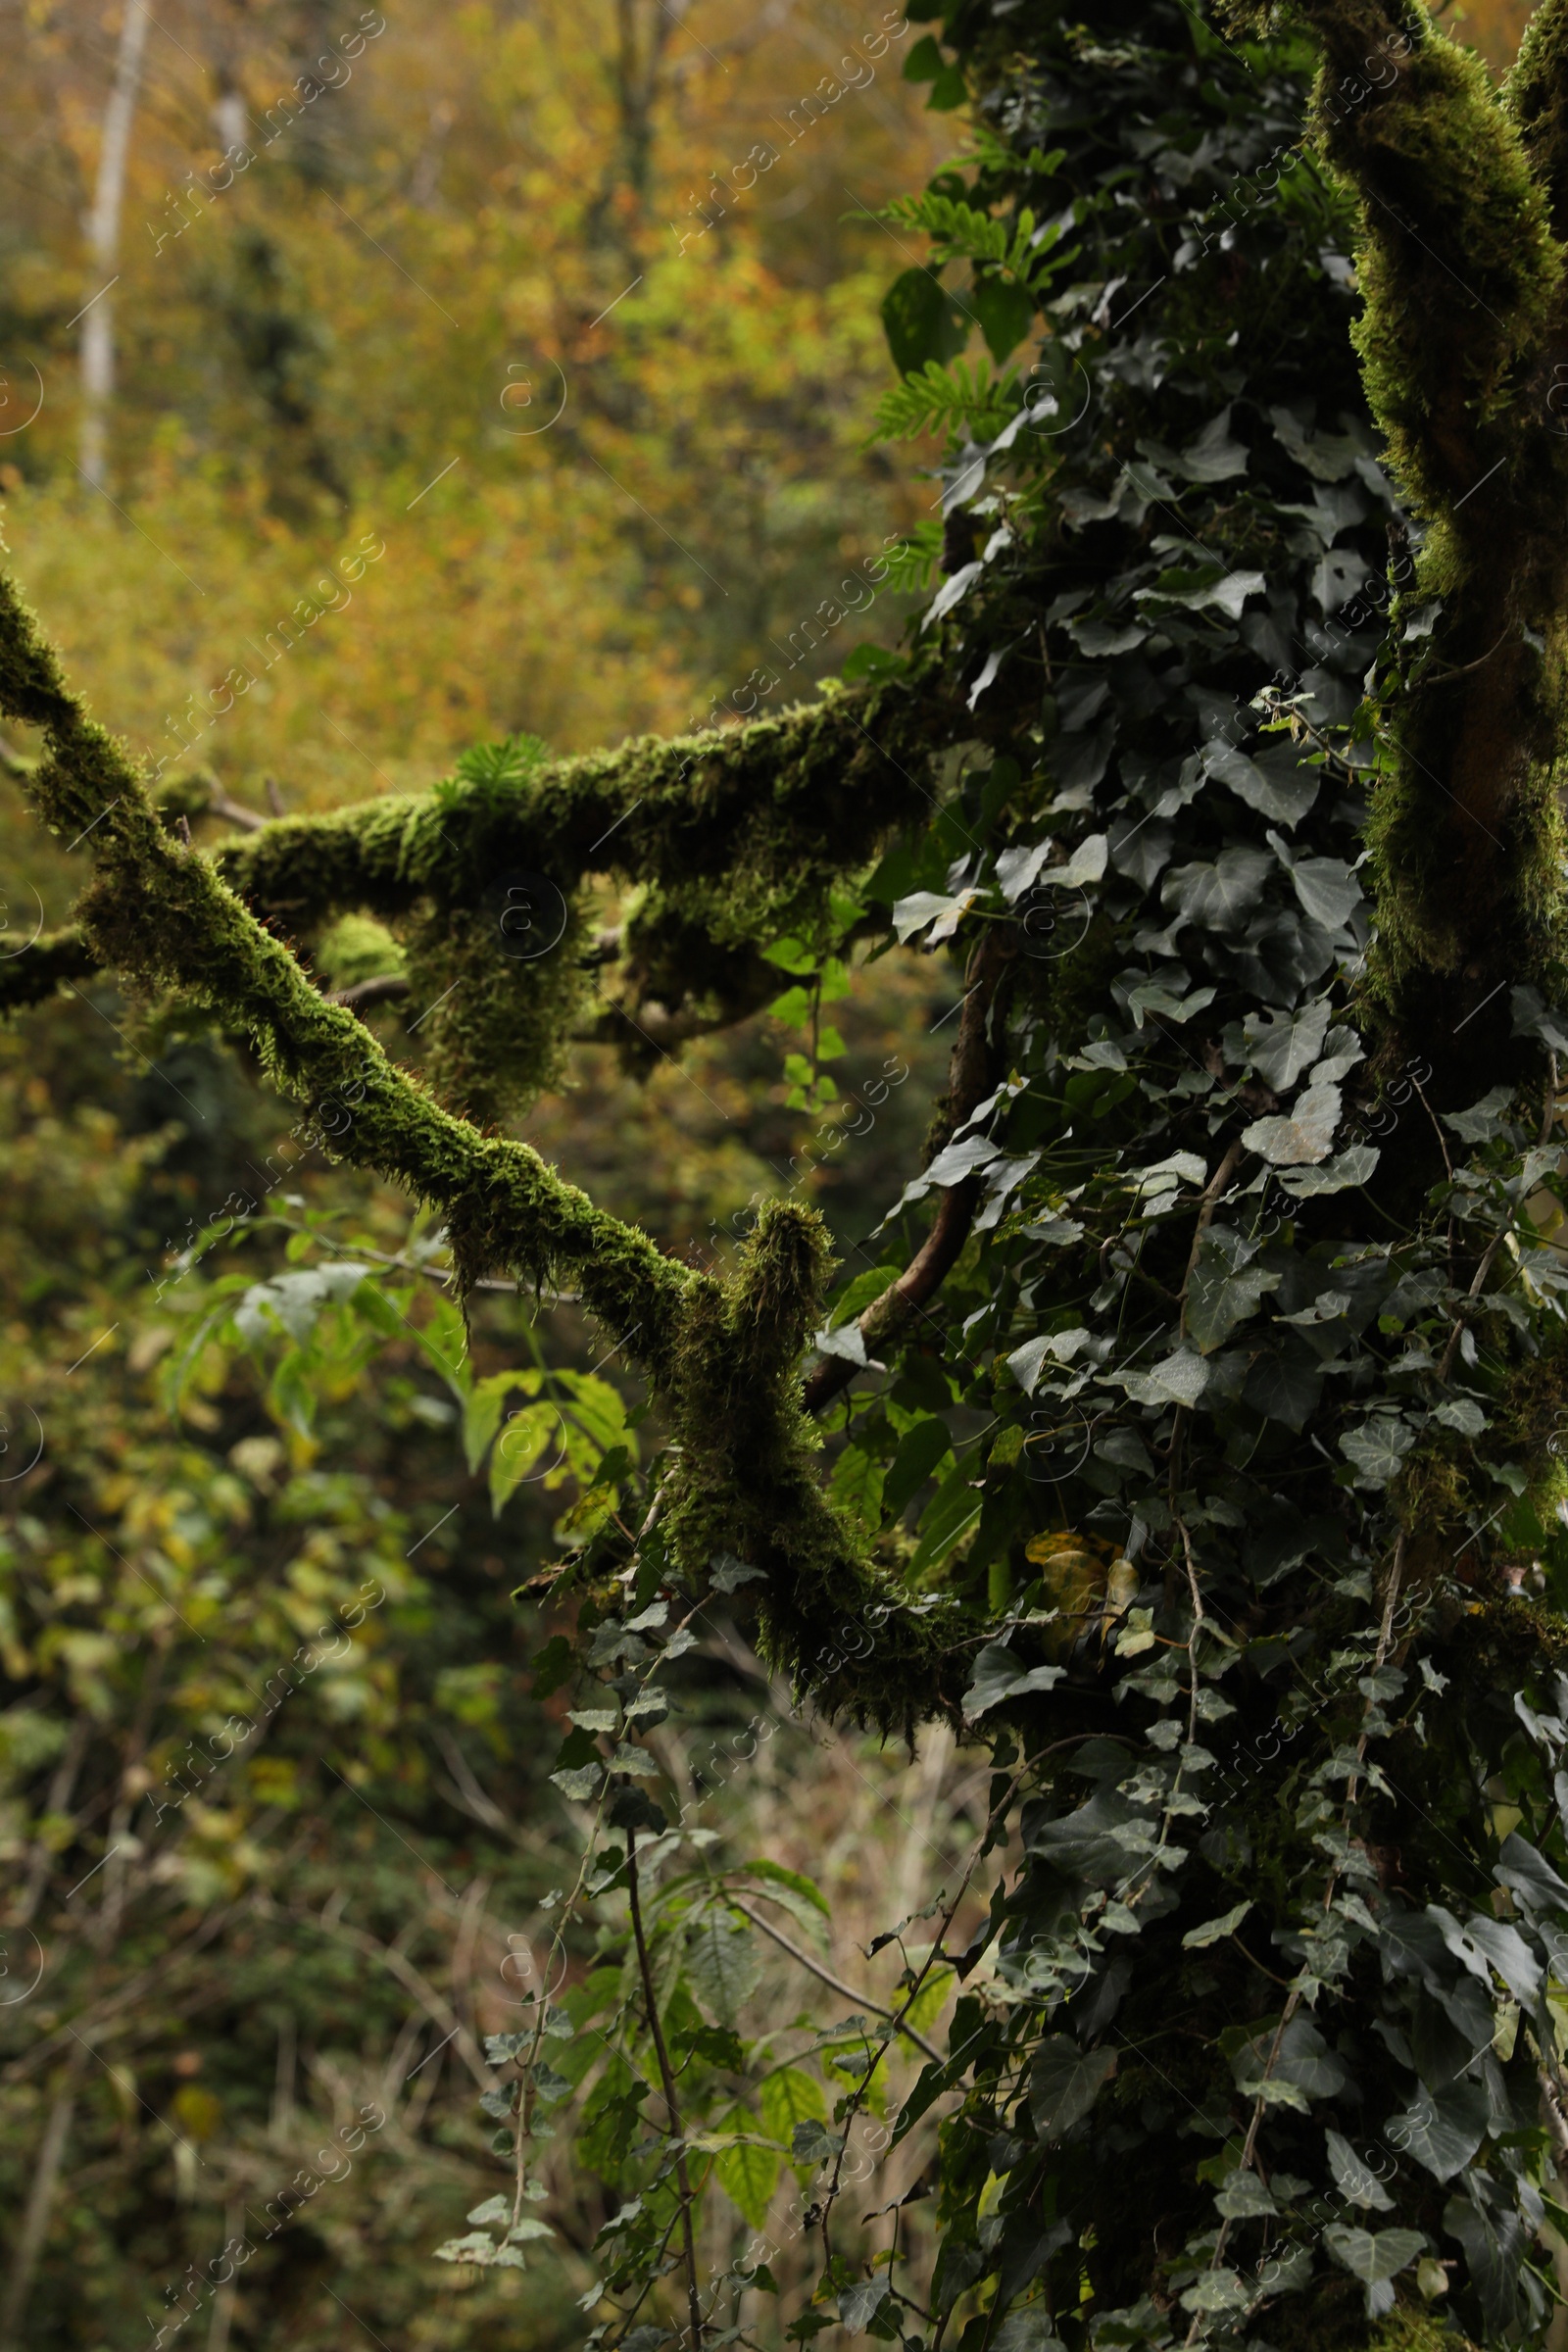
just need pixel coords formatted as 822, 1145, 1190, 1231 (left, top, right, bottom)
626, 1822, 705, 2352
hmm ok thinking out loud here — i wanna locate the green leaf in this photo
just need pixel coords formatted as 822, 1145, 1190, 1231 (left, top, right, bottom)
1180, 2271, 1253, 2316
686, 1912, 760, 2027
1029, 2035, 1114, 2139
883, 1416, 955, 1518
831, 1442, 886, 1530
1323, 2225, 1424, 2319
840, 2276, 893, 2333
909, 1456, 984, 1573
490, 1401, 563, 1514
1386, 2074, 1488, 2182
1182, 1901, 1252, 1950
830, 1265, 902, 1325
1186, 1231, 1282, 1354
972, 273, 1036, 364
1326, 2129, 1396, 2211
464, 1369, 524, 1474
881, 268, 967, 377
714, 2109, 782, 2227
962, 1642, 1065, 1719
578, 2056, 648, 2183
739, 1857, 831, 1918
1339, 1414, 1417, 1488
760, 2065, 827, 2159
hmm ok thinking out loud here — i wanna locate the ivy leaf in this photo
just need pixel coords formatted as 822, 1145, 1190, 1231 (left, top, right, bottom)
1179, 2269, 1254, 2315
891, 888, 977, 944
1115, 1349, 1209, 1408
710, 1552, 765, 1593
1323, 2226, 1424, 2318
1213, 2169, 1277, 2219
1339, 1414, 1417, 1488
1182, 1900, 1252, 1950
1277, 1145, 1380, 1197
1242, 1081, 1342, 1166
963, 1642, 1066, 1719
1241, 1000, 1331, 1090
990, 2313, 1067, 2352
1029, 2035, 1114, 2139
1266, 829, 1363, 930
434, 2230, 501, 2264
1161, 846, 1274, 933
1207, 741, 1320, 827
839, 2276, 893, 2334
1441, 1086, 1515, 1143
1186, 1231, 1282, 1353
1325, 2129, 1396, 2211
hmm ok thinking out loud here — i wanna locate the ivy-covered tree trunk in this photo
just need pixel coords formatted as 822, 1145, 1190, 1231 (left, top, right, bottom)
12, 0, 1568, 2346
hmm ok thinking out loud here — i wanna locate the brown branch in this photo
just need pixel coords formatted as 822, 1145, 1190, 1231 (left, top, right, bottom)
626, 1824, 705, 2351
326, 972, 411, 1010
1177, 1137, 1247, 1339
727, 1897, 943, 2064
803, 928, 1010, 1415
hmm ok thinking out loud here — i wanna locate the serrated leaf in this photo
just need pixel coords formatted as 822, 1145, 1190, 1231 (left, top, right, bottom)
686, 1913, 760, 2027
760, 2066, 828, 2154
714, 2111, 782, 2227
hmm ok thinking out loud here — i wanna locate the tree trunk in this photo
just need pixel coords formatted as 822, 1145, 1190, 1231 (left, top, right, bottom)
79, 0, 149, 493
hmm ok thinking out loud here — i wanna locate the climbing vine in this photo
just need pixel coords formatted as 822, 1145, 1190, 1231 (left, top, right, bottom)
14, 0, 1568, 2345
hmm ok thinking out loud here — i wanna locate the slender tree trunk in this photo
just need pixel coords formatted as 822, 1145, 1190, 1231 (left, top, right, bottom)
0, 2043, 87, 2352
79, 0, 150, 492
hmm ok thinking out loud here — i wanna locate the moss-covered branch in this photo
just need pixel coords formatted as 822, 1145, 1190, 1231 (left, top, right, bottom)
0, 925, 103, 1013
0, 559, 966, 1728
215, 688, 936, 936
1269, 0, 1568, 1076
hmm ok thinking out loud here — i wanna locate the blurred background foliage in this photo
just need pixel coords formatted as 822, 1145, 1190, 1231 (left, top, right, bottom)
0, 0, 1539, 2343
0, 5, 972, 2343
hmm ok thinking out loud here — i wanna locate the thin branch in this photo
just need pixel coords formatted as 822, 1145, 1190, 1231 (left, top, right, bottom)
727, 1898, 943, 2065
327, 972, 410, 1009
1435, 1231, 1507, 1384
804, 926, 1010, 1414
1178, 1136, 1247, 1336
627, 1825, 705, 2351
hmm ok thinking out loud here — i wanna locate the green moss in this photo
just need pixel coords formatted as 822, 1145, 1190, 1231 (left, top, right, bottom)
0, 556, 965, 1733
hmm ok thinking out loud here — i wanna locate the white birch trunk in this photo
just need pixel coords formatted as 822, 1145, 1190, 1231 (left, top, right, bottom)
79, 0, 150, 491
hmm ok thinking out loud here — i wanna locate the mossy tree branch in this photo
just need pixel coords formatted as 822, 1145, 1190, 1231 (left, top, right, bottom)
1274, 0, 1568, 1074
0, 562, 966, 1728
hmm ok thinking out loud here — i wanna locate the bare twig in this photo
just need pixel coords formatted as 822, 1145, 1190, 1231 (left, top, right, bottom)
727, 1897, 943, 2064
327, 972, 411, 1010
1435, 1231, 1506, 1384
